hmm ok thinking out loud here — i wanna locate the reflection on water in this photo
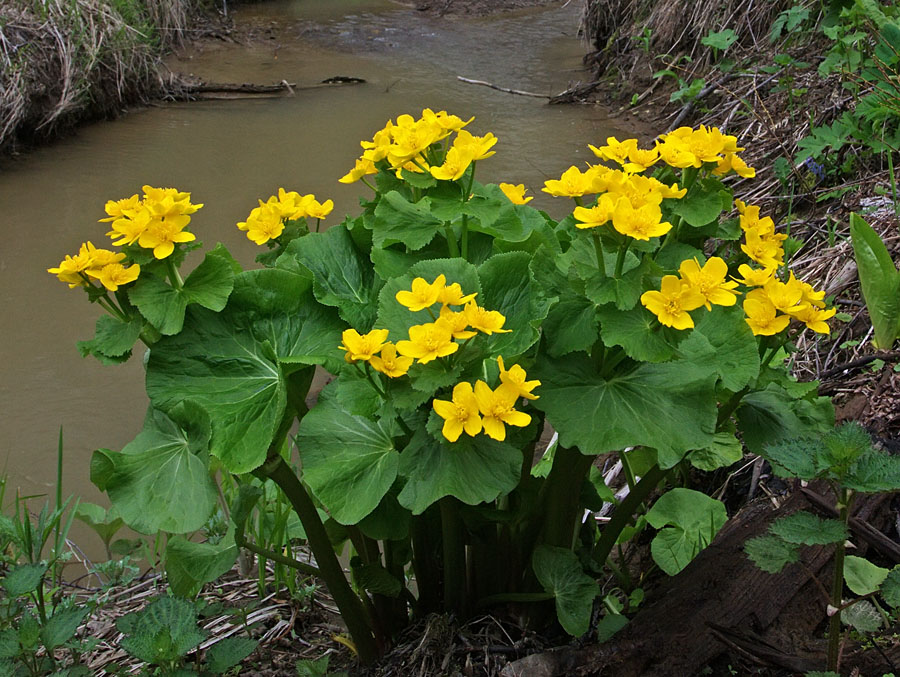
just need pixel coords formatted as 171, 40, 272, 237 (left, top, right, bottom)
0, 0, 630, 546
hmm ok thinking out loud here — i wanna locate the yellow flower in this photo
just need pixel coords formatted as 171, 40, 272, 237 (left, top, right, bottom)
787, 304, 836, 334
741, 231, 783, 269
88, 262, 140, 291
107, 208, 151, 247
463, 301, 511, 335
432, 382, 482, 442
623, 145, 661, 174
438, 282, 477, 307
395, 322, 460, 364
238, 202, 285, 245
589, 137, 638, 166
473, 380, 531, 441
99, 194, 141, 223
396, 275, 447, 312
760, 277, 805, 314
48, 243, 97, 287
743, 296, 790, 336
304, 197, 334, 220
370, 343, 413, 377
339, 157, 378, 184
453, 129, 498, 161
137, 218, 196, 260
734, 264, 777, 287
798, 278, 826, 308
339, 328, 390, 362
421, 108, 473, 131
437, 306, 477, 339
542, 165, 595, 198
430, 144, 476, 181
573, 194, 617, 230
497, 356, 540, 400
499, 183, 533, 205
640, 275, 706, 330
607, 175, 665, 209
611, 200, 672, 240
678, 257, 739, 310
713, 153, 756, 178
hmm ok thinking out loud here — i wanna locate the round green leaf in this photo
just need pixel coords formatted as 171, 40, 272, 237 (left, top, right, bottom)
844, 555, 889, 596
645, 488, 727, 576
532, 545, 599, 636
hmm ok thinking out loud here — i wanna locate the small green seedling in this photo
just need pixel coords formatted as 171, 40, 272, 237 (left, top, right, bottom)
745, 422, 900, 673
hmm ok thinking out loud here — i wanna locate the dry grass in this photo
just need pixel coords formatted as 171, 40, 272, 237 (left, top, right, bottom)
0, 0, 197, 155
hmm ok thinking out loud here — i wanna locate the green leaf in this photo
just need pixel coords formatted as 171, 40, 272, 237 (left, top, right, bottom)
769, 512, 848, 545
542, 297, 599, 357
285, 227, 383, 330
736, 383, 834, 456
845, 451, 900, 493
77, 314, 143, 360
205, 637, 257, 674
3, 563, 47, 596
0, 630, 17, 660
690, 429, 743, 471
147, 269, 343, 474
597, 304, 680, 363
90, 403, 217, 534
880, 566, 900, 607
358, 491, 411, 541
701, 28, 738, 51
532, 545, 599, 636
165, 534, 238, 598
17, 612, 39, 651
298, 398, 400, 525
757, 436, 823, 480
677, 305, 760, 391
645, 489, 727, 575
841, 599, 882, 632
744, 534, 799, 573
373, 191, 443, 251
74, 503, 124, 547
295, 655, 331, 677
532, 352, 717, 468
844, 555, 889, 596
596, 613, 629, 642
118, 597, 205, 665
129, 252, 235, 335
376, 258, 482, 340
396, 428, 521, 514
672, 182, 725, 227
584, 256, 647, 310
850, 212, 900, 348
478, 251, 551, 355
41, 607, 88, 650
351, 557, 403, 597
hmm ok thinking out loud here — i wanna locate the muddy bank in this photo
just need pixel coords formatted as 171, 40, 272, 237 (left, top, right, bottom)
0, 0, 214, 158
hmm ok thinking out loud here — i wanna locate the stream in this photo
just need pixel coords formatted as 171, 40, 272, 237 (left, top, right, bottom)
0, 0, 634, 551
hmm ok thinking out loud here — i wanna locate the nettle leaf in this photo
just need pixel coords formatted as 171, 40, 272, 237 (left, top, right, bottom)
41, 607, 88, 650
396, 428, 521, 514
479, 251, 553, 356
147, 269, 343, 474
531, 545, 599, 636
377, 258, 482, 340
205, 637, 258, 675
844, 555, 889, 596
373, 191, 443, 250
90, 403, 216, 534
677, 305, 759, 391
690, 429, 743, 471
850, 212, 900, 349
3, 563, 47, 596
297, 396, 400, 525
842, 599, 882, 632
880, 566, 900, 607
745, 534, 800, 573
645, 488, 727, 576
118, 597, 205, 665
533, 352, 717, 468
128, 251, 235, 335
769, 512, 848, 545
597, 304, 681, 363
77, 314, 143, 361
543, 296, 599, 357
845, 451, 900, 493
736, 383, 834, 456
165, 534, 238, 598
285, 227, 383, 331
758, 436, 823, 480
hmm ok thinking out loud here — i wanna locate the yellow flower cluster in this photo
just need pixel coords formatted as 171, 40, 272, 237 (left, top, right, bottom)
640, 257, 738, 330
236, 188, 334, 245
102, 186, 203, 260
48, 241, 140, 291
655, 126, 755, 177
338, 109, 496, 183
432, 357, 539, 442
338, 275, 511, 378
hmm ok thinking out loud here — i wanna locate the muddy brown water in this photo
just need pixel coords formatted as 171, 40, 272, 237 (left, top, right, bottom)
0, 0, 635, 557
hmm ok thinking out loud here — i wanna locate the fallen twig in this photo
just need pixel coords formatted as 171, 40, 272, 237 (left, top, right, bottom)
456, 76, 548, 99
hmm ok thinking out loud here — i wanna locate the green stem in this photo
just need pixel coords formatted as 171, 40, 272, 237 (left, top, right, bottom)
96, 295, 128, 322
235, 532, 320, 577
411, 508, 441, 615
263, 456, 378, 663
593, 464, 669, 568
613, 240, 632, 279
165, 257, 184, 290
440, 497, 467, 617
460, 164, 476, 262
716, 386, 750, 427
445, 225, 460, 258
591, 231, 607, 277
537, 446, 595, 550
827, 489, 853, 673
361, 177, 376, 192
620, 450, 637, 492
